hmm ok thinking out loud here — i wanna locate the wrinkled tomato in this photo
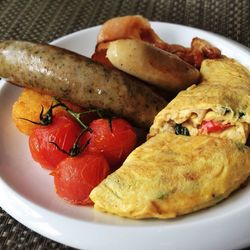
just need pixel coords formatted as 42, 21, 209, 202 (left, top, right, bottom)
82, 118, 137, 170
28, 109, 137, 205
29, 112, 83, 170
52, 153, 110, 205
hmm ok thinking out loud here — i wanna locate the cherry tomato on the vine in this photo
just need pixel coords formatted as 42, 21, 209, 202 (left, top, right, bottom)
29, 112, 83, 170
82, 118, 137, 170
52, 153, 110, 205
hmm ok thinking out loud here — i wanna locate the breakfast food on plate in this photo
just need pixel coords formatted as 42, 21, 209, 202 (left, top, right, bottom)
89, 19, 250, 218
92, 15, 167, 67
18, 96, 139, 203
52, 152, 110, 205
106, 39, 200, 92
29, 111, 86, 170
149, 58, 250, 144
12, 89, 83, 135
92, 15, 221, 92
90, 132, 250, 219
0, 40, 166, 128
1, 14, 249, 219
93, 15, 221, 69
12, 89, 57, 136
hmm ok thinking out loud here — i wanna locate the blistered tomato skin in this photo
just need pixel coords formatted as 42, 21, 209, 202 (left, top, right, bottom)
29, 113, 83, 170
53, 153, 110, 205
82, 118, 137, 170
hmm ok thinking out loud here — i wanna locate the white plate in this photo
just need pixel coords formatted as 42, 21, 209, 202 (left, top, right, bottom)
0, 22, 250, 250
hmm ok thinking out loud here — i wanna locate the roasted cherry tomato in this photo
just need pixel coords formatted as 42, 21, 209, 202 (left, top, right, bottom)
200, 120, 231, 133
52, 153, 110, 205
82, 118, 137, 170
29, 112, 83, 170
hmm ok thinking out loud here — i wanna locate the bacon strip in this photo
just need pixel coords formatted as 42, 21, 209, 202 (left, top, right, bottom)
92, 15, 221, 69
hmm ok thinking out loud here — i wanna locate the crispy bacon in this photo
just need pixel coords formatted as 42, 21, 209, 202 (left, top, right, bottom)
92, 15, 166, 68
170, 38, 222, 68
92, 15, 222, 69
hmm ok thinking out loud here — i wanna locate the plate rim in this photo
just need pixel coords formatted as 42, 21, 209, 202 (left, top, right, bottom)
0, 21, 250, 250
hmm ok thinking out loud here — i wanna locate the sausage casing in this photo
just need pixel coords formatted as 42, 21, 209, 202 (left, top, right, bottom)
0, 40, 167, 128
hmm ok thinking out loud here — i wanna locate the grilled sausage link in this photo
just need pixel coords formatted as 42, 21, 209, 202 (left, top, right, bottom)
0, 40, 167, 128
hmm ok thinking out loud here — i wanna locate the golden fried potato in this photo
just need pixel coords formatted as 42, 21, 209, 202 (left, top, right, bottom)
12, 89, 82, 135
12, 89, 54, 135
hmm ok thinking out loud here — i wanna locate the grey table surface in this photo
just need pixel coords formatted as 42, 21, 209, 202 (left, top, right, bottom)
0, 0, 249, 249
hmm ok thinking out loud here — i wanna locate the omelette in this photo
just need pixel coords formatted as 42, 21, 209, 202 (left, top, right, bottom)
90, 57, 250, 219
149, 58, 250, 144
90, 132, 250, 219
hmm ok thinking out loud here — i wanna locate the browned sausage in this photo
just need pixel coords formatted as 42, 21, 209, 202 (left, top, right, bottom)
0, 40, 167, 128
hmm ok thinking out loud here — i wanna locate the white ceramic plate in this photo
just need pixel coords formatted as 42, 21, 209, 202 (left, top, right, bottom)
0, 22, 250, 250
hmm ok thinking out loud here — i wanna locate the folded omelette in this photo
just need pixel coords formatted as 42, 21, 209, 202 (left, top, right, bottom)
149, 58, 250, 144
90, 132, 250, 219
